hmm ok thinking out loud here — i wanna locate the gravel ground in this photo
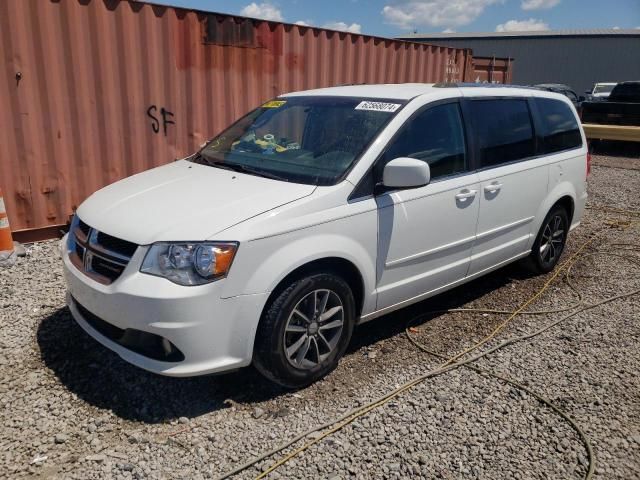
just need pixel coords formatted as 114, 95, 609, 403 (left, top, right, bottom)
1, 154, 639, 479
590, 141, 640, 170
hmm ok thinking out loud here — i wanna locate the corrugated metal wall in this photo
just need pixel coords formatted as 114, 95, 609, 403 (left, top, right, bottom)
0, 0, 473, 238
402, 34, 640, 94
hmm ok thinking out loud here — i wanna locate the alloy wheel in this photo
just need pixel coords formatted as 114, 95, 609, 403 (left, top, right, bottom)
539, 214, 565, 266
283, 289, 344, 370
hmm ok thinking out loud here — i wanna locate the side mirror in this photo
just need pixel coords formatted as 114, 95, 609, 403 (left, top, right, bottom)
382, 157, 430, 189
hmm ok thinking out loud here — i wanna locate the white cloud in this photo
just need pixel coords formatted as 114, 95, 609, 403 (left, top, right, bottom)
521, 0, 560, 10
443, 28, 456, 33
495, 18, 549, 32
612, 26, 620, 30
240, 2, 284, 22
382, 0, 503, 30
323, 21, 362, 33
239, 4, 361, 33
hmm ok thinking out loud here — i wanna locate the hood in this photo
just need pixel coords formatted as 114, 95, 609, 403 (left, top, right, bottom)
77, 160, 316, 244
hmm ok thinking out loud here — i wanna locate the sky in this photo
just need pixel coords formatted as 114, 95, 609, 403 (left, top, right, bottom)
147, 0, 640, 37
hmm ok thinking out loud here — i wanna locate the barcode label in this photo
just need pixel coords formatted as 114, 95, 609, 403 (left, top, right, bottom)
355, 101, 401, 112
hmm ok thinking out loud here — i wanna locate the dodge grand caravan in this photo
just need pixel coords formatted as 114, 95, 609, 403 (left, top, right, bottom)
62, 84, 588, 387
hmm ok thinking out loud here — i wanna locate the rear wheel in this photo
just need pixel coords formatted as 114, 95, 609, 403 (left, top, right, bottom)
526, 205, 569, 274
253, 273, 355, 388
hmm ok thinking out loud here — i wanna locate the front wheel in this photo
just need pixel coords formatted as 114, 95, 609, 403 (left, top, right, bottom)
526, 205, 569, 274
253, 273, 356, 388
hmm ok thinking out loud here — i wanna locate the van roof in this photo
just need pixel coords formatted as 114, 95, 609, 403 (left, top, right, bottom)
282, 83, 547, 100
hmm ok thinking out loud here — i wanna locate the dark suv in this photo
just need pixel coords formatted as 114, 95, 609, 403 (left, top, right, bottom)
533, 84, 583, 109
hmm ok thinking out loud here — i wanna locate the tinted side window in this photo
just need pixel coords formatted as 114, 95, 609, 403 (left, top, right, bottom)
535, 98, 582, 153
470, 99, 535, 168
382, 103, 466, 180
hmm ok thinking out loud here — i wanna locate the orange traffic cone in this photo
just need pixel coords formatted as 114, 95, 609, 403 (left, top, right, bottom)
0, 188, 14, 254
0, 188, 21, 267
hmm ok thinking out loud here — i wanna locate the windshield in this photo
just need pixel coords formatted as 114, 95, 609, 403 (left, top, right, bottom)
192, 96, 405, 185
594, 84, 615, 94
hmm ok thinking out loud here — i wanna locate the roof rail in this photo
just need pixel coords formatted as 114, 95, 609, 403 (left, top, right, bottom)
433, 82, 538, 89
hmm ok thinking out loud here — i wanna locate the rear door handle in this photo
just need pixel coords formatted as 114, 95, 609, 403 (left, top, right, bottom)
484, 182, 503, 193
455, 189, 477, 200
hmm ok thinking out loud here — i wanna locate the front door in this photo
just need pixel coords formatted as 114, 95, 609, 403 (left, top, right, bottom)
375, 101, 480, 310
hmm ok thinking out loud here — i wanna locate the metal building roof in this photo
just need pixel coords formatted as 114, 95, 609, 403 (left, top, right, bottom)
397, 28, 640, 96
400, 29, 640, 40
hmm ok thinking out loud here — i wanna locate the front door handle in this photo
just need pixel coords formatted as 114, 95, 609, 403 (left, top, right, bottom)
484, 182, 503, 193
455, 189, 477, 201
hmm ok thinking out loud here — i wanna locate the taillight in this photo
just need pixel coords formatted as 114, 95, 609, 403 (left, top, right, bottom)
586, 151, 591, 178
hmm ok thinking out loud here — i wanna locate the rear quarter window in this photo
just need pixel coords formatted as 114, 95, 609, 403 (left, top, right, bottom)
534, 98, 582, 154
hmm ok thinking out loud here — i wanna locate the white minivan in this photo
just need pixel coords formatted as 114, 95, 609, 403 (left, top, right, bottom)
62, 84, 588, 387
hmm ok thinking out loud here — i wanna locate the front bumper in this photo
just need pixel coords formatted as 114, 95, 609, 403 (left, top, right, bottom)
61, 234, 269, 377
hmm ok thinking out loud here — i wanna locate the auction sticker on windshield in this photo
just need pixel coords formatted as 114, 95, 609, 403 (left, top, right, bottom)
355, 101, 401, 112
262, 100, 287, 108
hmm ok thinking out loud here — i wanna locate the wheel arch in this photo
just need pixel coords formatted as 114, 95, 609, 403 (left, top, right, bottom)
528, 182, 577, 249
553, 195, 575, 224
262, 256, 366, 320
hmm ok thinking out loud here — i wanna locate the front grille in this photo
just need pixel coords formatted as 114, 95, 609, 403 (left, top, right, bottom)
68, 216, 138, 285
72, 297, 184, 362
78, 219, 91, 237
96, 231, 138, 258
91, 256, 126, 278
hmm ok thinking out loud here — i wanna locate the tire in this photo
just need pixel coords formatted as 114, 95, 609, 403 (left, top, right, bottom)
525, 205, 569, 274
253, 273, 356, 388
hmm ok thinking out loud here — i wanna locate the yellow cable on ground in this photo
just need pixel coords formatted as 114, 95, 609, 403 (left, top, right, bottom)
213, 211, 639, 480
252, 285, 640, 480
586, 205, 640, 217
405, 331, 596, 479
252, 235, 599, 480
437, 235, 596, 369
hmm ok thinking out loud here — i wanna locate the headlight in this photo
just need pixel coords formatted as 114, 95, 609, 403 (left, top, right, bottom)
140, 242, 238, 286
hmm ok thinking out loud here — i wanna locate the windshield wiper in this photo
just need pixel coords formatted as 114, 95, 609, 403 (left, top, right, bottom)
222, 163, 289, 182
195, 156, 288, 182
191, 151, 289, 182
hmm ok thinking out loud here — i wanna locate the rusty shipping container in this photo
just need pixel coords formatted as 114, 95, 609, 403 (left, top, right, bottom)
470, 56, 513, 84
0, 0, 474, 240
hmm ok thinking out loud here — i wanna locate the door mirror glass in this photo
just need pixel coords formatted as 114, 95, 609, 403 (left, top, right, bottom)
382, 157, 430, 189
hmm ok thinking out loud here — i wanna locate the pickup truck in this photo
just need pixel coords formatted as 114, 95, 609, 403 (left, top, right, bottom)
585, 82, 617, 101
581, 81, 640, 126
